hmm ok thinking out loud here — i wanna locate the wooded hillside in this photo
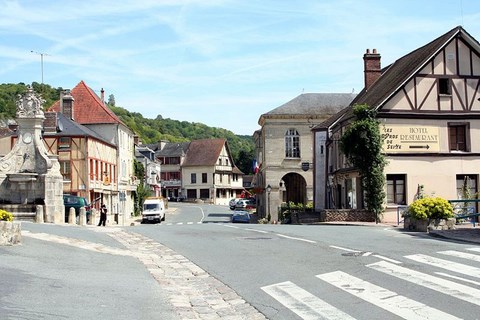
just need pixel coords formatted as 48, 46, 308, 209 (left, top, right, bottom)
0, 83, 255, 174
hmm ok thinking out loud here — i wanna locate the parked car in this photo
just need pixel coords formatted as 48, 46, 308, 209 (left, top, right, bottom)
231, 210, 250, 223
229, 198, 240, 210
235, 199, 256, 211
63, 195, 91, 223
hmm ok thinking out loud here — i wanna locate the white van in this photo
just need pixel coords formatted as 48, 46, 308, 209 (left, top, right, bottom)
142, 197, 166, 224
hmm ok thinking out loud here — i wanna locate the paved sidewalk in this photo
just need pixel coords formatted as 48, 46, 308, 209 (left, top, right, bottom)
315, 220, 480, 245
427, 223, 480, 244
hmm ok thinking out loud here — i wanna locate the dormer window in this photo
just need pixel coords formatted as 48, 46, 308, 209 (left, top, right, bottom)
439, 78, 451, 95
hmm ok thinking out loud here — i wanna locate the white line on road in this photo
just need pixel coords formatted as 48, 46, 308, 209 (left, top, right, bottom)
261, 281, 356, 320
223, 225, 239, 229
435, 272, 480, 286
405, 254, 480, 278
245, 228, 268, 233
276, 233, 316, 244
368, 260, 480, 306
316, 270, 461, 320
329, 245, 358, 252
372, 255, 402, 264
438, 250, 480, 262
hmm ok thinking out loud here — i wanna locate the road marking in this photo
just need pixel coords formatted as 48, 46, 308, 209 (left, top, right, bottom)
22, 231, 134, 257
439, 250, 480, 262
368, 260, 480, 306
329, 245, 358, 252
316, 270, 461, 320
245, 228, 268, 233
372, 255, 402, 264
276, 233, 316, 244
405, 254, 480, 278
435, 272, 480, 286
223, 225, 239, 229
467, 247, 480, 253
261, 281, 356, 320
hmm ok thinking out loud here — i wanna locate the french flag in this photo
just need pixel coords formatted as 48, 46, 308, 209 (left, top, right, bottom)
253, 159, 259, 174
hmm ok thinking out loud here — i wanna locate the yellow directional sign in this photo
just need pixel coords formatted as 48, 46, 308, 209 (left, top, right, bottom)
381, 125, 440, 153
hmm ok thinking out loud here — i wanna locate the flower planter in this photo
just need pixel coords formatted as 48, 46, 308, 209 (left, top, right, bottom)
0, 221, 21, 245
404, 216, 456, 232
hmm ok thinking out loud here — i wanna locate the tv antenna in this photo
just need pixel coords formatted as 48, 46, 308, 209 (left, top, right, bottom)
31, 50, 50, 84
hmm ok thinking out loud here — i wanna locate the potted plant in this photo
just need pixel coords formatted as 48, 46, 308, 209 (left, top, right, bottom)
404, 197, 455, 232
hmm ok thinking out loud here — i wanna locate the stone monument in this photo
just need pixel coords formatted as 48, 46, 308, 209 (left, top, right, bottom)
0, 87, 63, 223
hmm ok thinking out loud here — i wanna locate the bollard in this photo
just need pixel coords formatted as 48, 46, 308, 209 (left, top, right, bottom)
90, 208, 97, 226
68, 207, 76, 224
79, 207, 86, 226
35, 205, 44, 223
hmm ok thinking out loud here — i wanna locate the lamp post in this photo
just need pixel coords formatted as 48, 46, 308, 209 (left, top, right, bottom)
266, 184, 272, 221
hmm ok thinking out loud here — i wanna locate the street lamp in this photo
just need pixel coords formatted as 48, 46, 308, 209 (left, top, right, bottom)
266, 184, 272, 221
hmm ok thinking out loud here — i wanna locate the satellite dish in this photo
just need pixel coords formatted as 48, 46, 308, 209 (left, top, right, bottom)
57, 120, 64, 132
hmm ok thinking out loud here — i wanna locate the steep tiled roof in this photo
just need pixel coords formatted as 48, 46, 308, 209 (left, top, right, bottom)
45, 113, 114, 146
332, 26, 480, 127
155, 142, 190, 157
351, 26, 465, 109
183, 139, 226, 166
49, 80, 124, 125
261, 93, 356, 118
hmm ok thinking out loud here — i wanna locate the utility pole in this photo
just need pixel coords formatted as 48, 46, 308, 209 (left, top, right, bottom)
31, 50, 50, 84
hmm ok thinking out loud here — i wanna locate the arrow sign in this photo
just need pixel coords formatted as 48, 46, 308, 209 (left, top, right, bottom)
409, 145, 430, 149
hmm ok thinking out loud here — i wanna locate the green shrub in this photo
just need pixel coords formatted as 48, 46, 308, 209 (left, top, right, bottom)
407, 197, 454, 220
0, 209, 13, 222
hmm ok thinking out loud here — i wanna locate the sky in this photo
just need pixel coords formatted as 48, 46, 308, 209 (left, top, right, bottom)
1, 1, 480, 135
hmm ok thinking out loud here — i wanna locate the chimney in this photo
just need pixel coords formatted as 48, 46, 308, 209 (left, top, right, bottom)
61, 89, 75, 120
44, 112, 58, 133
101, 88, 105, 103
363, 48, 381, 89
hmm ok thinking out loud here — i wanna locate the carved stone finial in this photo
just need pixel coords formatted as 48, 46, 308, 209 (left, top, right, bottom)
16, 86, 45, 118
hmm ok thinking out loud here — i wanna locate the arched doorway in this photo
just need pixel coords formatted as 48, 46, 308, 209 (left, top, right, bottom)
282, 173, 307, 204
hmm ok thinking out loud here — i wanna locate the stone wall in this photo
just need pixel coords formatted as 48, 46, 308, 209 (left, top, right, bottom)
320, 209, 375, 222
288, 209, 374, 224
0, 221, 21, 245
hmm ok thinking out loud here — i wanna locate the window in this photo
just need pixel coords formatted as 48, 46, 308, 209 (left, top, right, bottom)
387, 174, 406, 205
449, 123, 468, 151
285, 129, 300, 158
191, 173, 196, 184
439, 78, 452, 95
58, 137, 71, 150
202, 173, 207, 183
59, 160, 71, 181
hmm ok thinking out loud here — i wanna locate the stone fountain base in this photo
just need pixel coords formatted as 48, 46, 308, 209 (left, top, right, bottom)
0, 221, 21, 245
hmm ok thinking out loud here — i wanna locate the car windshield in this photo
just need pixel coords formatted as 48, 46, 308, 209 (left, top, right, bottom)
144, 204, 159, 211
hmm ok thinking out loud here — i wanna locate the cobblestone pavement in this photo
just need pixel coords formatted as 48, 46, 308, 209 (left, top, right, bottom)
22, 227, 267, 320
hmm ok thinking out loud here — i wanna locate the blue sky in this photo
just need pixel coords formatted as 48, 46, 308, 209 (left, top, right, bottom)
1, 0, 479, 135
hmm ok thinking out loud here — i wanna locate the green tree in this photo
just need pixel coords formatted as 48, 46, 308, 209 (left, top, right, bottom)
133, 159, 151, 216
340, 104, 386, 222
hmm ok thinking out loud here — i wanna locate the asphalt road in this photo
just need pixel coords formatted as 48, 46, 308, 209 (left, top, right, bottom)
135, 203, 480, 319
3, 203, 480, 319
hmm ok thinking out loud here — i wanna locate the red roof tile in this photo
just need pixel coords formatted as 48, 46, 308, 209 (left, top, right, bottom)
49, 80, 123, 125
183, 139, 227, 166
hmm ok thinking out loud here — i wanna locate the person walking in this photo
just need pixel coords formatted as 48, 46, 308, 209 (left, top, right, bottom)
98, 203, 107, 226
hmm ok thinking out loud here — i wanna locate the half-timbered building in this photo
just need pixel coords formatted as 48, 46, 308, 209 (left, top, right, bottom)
314, 26, 480, 223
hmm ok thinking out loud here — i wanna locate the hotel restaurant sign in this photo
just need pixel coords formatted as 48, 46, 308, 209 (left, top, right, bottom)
381, 125, 439, 152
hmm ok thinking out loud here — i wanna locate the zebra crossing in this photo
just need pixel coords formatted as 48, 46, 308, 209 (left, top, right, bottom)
261, 247, 480, 319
